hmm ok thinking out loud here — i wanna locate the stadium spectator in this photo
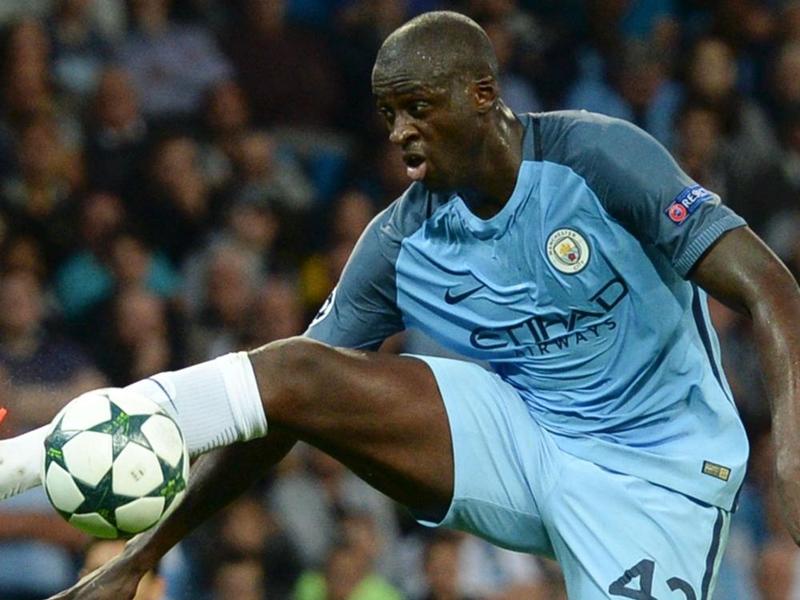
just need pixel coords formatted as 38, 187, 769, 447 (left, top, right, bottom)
180, 195, 279, 320
0, 268, 102, 599
55, 207, 179, 333
565, 40, 681, 146
198, 79, 252, 192
329, 188, 376, 248
0, 1, 50, 25
223, 0, 352, 201
1, 232, 48, 281
483, 19, 541, 115
700, 1, 775, 96
1, 112, 82, 269
171, 491, 301, 600
218, 494, 303, 599
294, 539, 403, 600
228, 129, 315, 213
212, 558, 265, 600
730, 106, 800, 252
333, 0, 409, 136
419, 532, 472, 600
243, 275, 306, 346
681, 36, 777, 186
184, 241, 261, 361
92, 285, 184, 385
223, 0, 344, 131
340, 511, 394, 584
47, 0, 113, 106
765, 40, 800, 132
136, 134, 215, 264
780, 0, 800, 41
673, 102, 729, 200
300, 189, 377, 318
55, 191, 124, 318
83, 66, 150, 196
0, 485, 87, 600
464, 0, 550, 99
0, 269, 105, 428
456, 533, 549, 600
0, 18, 82, 148
269, 448, 401, 577
222, 195, 281, 264
3, 17, 50, 85
1, 51, 52, 133
115, 0, 233, 126
617, 0, 680, 51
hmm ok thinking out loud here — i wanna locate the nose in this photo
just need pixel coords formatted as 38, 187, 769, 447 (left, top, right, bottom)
389, 115, 419, 146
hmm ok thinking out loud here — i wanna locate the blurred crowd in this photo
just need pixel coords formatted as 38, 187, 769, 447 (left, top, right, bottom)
0, 0, 797, 598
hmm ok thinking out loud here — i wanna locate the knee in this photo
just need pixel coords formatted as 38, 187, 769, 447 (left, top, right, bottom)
248, 337, 333, 402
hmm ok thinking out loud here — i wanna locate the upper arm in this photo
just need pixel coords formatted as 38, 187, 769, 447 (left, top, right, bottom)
691, 226, 798, 316
572, 115, 746, 277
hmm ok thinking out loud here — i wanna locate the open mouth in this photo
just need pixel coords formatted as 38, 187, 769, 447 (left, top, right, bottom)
403, 153, 428, 181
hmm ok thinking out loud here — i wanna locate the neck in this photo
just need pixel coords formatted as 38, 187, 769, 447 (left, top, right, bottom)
460, 102, 523, 217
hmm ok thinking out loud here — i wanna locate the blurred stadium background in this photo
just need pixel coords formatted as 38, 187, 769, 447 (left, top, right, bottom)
0, 0, 795, 598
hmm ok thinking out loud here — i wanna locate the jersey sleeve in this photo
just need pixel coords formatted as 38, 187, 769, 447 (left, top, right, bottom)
304, 208, 405, 350
575, 115, 746, 278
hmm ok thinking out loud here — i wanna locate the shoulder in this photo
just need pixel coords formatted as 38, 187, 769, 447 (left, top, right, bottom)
532, 110, 655, 164
528, 110, 682, 199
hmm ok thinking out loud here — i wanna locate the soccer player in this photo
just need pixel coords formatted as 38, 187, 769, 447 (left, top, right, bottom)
4, 11, 800, 599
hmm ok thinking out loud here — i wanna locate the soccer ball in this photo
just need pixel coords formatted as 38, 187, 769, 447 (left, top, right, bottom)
41, 388, 189, 539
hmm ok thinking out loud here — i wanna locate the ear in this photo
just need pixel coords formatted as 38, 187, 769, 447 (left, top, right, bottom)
473, 76, 498, 114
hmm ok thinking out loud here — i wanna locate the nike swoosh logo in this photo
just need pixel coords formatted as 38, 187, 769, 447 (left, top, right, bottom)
444, 284, 485, 304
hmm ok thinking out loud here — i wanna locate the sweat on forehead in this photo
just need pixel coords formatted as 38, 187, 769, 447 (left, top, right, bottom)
372, 11, 498, 87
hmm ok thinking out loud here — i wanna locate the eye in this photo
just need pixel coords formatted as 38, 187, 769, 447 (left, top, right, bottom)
408, 101, 430, 118
378, 106, 395, 125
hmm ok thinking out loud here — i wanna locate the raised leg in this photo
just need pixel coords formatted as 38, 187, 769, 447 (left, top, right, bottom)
250, 337, 454, 513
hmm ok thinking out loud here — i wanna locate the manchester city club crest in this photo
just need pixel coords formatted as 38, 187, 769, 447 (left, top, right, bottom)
546, 228, 590, 274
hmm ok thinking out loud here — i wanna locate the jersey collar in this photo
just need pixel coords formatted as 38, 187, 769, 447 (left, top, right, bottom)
452, 115, 538, 240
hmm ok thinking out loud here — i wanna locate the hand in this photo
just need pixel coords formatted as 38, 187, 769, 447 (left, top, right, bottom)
46, 551, 146, 600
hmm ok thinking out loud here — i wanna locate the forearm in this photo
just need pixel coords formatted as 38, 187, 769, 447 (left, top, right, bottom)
756, 310, 800, 464
691, 228, 800, 539
123, 431, 296, 570
751, 273, 800, 538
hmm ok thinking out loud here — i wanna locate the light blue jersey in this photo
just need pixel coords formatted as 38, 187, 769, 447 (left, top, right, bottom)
307, 111, 748, 512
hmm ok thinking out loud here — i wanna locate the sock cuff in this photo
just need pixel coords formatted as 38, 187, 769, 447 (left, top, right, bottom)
125, 353, 266, 456
216, 351, 267, 441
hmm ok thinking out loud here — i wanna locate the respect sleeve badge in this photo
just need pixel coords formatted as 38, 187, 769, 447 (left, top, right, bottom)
664, 184, 715, 225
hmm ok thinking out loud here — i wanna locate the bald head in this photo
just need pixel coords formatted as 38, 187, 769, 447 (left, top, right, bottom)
373, 11, 498, 88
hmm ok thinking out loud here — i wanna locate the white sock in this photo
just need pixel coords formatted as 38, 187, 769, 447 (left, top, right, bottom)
0, 351, 267, 500
125, 351, 267, 457
0, 425, 48, 499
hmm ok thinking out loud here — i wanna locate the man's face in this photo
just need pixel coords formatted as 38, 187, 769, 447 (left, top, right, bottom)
372, 64, 481, 192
